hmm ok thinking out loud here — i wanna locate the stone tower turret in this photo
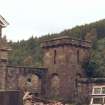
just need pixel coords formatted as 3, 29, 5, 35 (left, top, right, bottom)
41, 36, 92, 102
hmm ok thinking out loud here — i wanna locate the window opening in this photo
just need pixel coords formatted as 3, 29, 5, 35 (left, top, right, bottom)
77, 50, 79, 64
54, 50, 57, 64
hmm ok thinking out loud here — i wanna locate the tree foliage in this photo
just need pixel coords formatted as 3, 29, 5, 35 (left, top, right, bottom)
90, 38, 105, 77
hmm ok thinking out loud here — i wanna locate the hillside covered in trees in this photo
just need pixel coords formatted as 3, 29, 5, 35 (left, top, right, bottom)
8, 19, 105, 77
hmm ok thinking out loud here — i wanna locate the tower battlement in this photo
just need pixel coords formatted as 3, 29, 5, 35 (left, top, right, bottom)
41, 36, 92, 48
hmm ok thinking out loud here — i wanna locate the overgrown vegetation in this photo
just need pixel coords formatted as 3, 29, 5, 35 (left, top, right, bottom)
8, 19, 105, 77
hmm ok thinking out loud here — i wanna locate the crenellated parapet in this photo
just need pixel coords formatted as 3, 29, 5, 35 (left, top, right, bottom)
41, 36, 92, 49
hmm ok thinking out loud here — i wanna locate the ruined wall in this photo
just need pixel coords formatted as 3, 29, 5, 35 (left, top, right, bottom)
5, 66, 47, 97
42, 36, 91, 102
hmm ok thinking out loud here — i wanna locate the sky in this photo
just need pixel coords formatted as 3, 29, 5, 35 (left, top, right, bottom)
0, 0, 105, 42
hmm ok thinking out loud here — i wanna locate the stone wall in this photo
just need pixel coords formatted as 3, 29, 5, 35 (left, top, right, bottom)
5, 66, 47, 97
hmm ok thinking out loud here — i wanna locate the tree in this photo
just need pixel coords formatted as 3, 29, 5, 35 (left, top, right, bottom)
82, 61, 97, 77
83, 38, 105, 77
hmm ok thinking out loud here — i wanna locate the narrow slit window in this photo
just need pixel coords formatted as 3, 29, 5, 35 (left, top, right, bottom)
54, 50, 57, 64
77, 50, 79, 64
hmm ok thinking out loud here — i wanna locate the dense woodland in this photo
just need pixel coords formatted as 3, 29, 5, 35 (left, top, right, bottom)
8, 19, 105, 77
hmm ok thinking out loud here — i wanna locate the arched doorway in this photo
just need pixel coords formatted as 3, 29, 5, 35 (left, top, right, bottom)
18, 74, 41, 97
50, 73, 60, 97
31, 74, 41, 93
18, 75, 26, 91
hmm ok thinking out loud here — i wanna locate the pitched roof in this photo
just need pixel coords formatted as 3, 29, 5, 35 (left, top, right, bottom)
0, 15, 9, 27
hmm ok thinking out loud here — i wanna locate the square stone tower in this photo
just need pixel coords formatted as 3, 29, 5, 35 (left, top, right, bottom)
41, 36, 92, 102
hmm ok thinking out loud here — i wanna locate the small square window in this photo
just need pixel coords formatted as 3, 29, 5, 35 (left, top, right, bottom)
102, 87, 105, 94
93, 98, 103, 104
93, 88, 101, 94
